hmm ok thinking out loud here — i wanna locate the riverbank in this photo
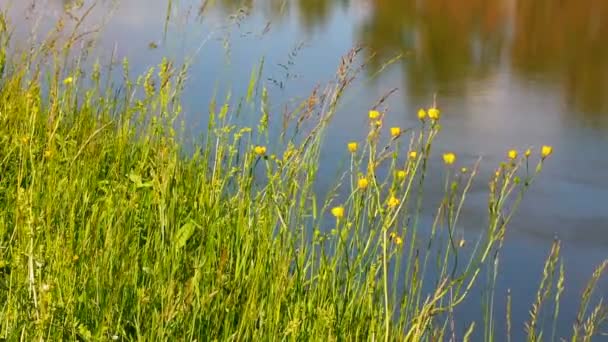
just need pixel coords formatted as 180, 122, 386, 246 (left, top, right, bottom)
0, 11, 606, 341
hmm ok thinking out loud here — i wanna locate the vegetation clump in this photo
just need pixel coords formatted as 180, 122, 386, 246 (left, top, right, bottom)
0, 9, 606, 341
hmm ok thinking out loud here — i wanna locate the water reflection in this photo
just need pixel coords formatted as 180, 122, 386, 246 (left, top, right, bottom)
27, 0, 608, 118
511, 0, 608, 116
360, 0, 509, 98
212, 0, 607, 117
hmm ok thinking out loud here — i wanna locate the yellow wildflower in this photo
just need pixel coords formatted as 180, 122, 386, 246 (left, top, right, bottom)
428, 107, 440, 121
253, 145, 267, 156
525, 149, 532, 157
461, 167, 468, 174
508, 149, 518, 160
389, 232, 397, 240
390, 127, 401, 138
387, 196, 400, 208
63, 76, 74, 85
369, 110, 381, 120
348, 142, 358, 153
394, 236, 403, 246
357, 177, 369, 190
409, 151, 418, 160
396, 170, 407, 180
72, 255, 79, 262
331, 206, 345, 218
44, 149, 53, 159
541, 145, 553, 158
417, 109, 427, 121
443, 152, 456, 165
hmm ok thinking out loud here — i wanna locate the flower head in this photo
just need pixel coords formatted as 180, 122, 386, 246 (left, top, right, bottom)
348, 142, 358, 153
369, 110, 381, 120
387, 195, 400, 208
396, 170, 407, 180
461, 167, 468, 174
394, 236, 403, 246
331, 206, 345, 218
63, 76, 74, 85
358, 177, 369, 190
428, 107, 440, 121
253, 145, 267, 156
525, 149, 532, 157
409, 151, 418, 160
443, 152, 456, 165
390, 127, 401, 138
417, 109, 427, 121
541, 145, 553, 158
508, 149, 518, 160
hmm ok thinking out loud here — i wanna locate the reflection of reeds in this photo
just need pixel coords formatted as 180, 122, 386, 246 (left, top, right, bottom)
0, 4, 606, 341
164, 0, 172, 40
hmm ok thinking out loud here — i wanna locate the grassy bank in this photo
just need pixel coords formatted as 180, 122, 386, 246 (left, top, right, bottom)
0, 9, 606, 341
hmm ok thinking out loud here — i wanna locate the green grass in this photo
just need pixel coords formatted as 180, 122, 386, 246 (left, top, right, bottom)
0, 8, 607, 341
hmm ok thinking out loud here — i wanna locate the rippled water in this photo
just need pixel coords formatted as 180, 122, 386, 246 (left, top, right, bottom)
5, 0, 608, 339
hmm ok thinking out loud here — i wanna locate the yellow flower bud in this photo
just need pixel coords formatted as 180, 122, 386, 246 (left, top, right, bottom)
541, 145, 553, 158
253, 145, 267, 156
443, 152, 456, 165
357, 177, 369, 190
331, 206, 345, 218
390, 127, 401, 137
387, 196, 400, 208
428, 107, 440, 121
417, 109, 427, 120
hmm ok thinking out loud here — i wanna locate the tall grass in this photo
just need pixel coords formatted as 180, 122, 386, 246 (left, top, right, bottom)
0, 7, 606, 341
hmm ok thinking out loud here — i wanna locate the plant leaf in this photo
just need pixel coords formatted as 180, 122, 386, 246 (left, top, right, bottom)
175, 222, 196, 249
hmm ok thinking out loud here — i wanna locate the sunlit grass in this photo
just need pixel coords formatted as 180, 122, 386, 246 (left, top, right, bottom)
0, 6, 606, 341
